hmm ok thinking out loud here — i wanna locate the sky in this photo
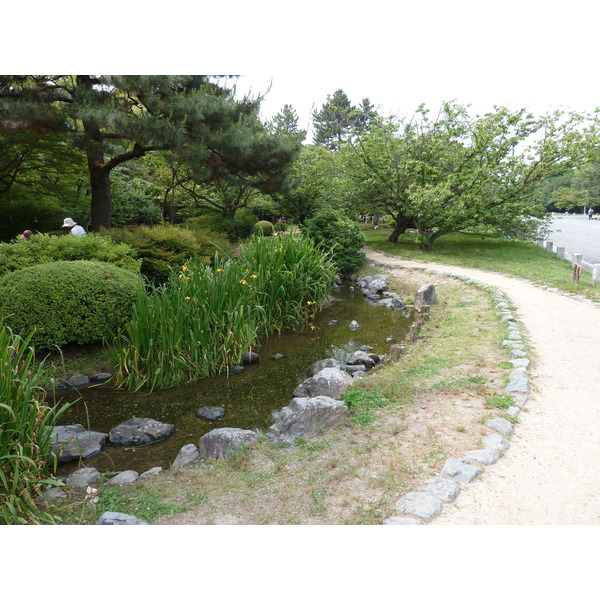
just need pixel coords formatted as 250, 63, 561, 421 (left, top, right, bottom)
4, 0, 597, 591
7, 1, 600, 136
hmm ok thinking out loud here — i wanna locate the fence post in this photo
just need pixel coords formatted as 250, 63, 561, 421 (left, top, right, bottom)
546, 241, 554, 253
556, 247, 565, 260
572, 253, 582, 266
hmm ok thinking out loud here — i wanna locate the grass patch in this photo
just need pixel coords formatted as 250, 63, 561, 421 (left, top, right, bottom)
485, 394, 515, 410
364, 229, 600, 301
96, 486, 203, 522
341, 387, 393, 425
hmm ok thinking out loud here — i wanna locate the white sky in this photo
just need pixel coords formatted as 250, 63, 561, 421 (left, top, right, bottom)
7, 0, 600, 135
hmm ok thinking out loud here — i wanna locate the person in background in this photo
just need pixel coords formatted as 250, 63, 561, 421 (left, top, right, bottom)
588, 208, 594, 220
62, 218, 86, 236
20, 230, 33, 241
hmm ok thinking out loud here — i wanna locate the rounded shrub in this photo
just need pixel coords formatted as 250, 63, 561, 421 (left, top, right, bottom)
253, 220, 274, 236
0, 261, 143, 350
302, 207, 366, 274
0, 232, 141, 277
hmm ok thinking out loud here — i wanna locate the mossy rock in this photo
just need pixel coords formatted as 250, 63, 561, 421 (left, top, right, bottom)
0, 260, 142, 350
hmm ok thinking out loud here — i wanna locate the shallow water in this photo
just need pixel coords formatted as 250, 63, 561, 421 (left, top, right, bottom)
54, 284, 412, 476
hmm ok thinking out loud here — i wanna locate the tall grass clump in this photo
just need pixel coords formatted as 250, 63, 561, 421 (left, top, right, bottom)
0, 325, 71, 524
238, 233, 337, 334
112, 234, 337, 391
111, 256, 259, 391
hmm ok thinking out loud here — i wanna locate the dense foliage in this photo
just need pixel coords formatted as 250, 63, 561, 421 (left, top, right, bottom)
101, 224, 229, 283
0, 261, 142, 349
303, 206, 366, 273
0, 325, 71, 524
0, 75, 302, 231
0, 233, 141, 276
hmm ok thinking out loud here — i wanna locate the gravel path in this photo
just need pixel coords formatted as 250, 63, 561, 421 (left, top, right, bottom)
364, 248, 600, 525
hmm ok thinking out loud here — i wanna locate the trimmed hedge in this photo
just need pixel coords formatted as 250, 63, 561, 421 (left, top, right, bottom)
102, 224, 230, 284
0, 233, 141, 277
253, 220, 274, 236
0, 261, 142, 350
303, 207, 366, 274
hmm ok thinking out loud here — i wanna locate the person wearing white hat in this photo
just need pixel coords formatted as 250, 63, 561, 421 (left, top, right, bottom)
62, 218, 86, 236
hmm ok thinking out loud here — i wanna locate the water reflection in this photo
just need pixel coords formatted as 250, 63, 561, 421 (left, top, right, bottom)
55, 285, 412, 475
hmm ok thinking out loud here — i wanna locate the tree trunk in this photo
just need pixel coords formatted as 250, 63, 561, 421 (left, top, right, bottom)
87, 153, 112, 231
387, 214, 414, 242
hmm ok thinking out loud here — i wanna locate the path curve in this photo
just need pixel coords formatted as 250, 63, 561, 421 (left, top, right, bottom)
364, 248, 600, 525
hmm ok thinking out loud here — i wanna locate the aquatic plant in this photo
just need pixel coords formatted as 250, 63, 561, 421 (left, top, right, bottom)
112, 234, 336, 391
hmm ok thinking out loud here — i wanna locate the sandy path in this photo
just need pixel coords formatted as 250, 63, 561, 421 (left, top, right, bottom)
364, 248, 600, 525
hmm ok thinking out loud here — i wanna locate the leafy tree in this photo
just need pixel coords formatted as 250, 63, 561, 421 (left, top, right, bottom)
0, 76, 301, 231
550, 187, 586, 211
0, 130, 89, 238
573, 160, 600, 207
275, 145, 345, 222
342, 102, 598, 250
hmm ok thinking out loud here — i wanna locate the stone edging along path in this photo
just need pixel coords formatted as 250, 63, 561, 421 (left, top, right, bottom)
363, 248, 600, 526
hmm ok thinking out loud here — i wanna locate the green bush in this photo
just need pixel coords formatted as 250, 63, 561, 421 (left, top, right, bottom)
302, 207, 366, 274
102, 224, 221, 284
0, 233, 141, 277
197, 210, 257, 241
0, 324, 72, 524
253, 220, 274, 236
0, 261, 142, 350
274, 221, 288, 233
179, 219, 233, 258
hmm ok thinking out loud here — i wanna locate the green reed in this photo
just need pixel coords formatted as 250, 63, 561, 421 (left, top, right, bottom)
238, 233, 337, 333
0, 325, 71, 524
112, 234, 337, 391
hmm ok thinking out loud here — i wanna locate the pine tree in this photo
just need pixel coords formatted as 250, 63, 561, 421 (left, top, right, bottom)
311, 90, 377, 150
0, 76, 301, 230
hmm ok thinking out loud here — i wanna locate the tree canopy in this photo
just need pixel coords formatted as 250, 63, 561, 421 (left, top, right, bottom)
0, 76, 302, 231
339, 101, 599, 249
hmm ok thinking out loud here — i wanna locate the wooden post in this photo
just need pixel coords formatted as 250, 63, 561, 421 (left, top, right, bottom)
573, 263, 583, 283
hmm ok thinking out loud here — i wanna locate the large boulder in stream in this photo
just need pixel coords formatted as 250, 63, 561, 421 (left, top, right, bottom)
108, 417, 174, 445
293, 367, 353, 399
267, 396, 348, 444
49, 424, 108, 464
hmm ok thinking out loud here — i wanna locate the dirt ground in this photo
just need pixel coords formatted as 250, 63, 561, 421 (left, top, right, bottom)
364, 248, 600, 525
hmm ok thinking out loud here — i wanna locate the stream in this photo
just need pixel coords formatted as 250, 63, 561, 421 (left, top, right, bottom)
54, 284, 412, 476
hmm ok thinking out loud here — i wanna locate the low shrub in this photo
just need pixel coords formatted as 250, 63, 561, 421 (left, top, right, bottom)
302, 207, 366, 274
0, 233, 141, 277
253, 220, 274, 236
198, 210, 257, 241
102, 224, 219, 284
0, 261, 142, 350
0, 324, 72, 524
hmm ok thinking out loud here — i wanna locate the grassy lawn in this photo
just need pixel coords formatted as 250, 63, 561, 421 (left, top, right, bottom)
363, 228, 600, 302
